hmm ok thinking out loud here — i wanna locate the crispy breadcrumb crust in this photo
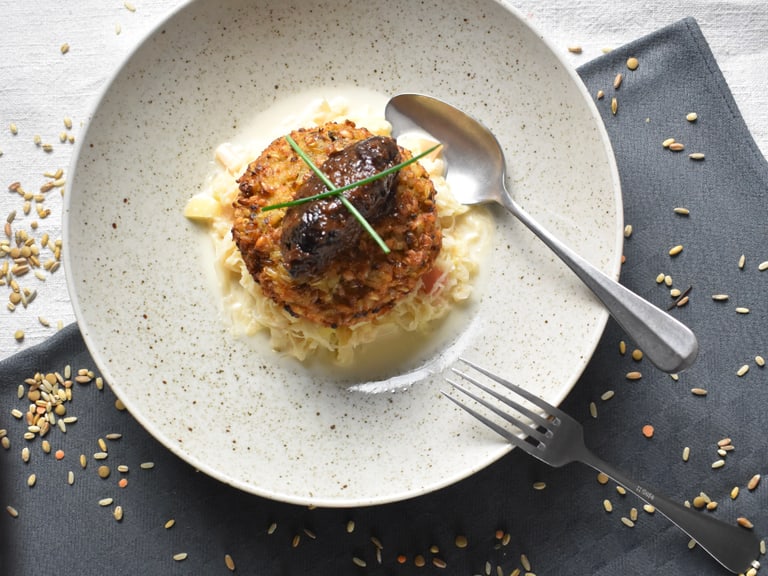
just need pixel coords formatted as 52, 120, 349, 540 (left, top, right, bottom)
232, 121, 441, 328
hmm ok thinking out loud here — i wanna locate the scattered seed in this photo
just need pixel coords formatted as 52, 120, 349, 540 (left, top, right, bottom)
686, 112, 698, 122
345, 519, 355, 533
589, 402, 597, 419
139, 461, 155, 470
567, 45, 582, 54
597, 472, 609, 485
655, 273, 666, 284
625, 371, 642, 381
712, 294, 729, 301
731, 486, 740, 500
737, 365, 750, 377
616, 486, 627, 495
27, 474, 36, 487
114, 505, 124, 521
432, 557, 447, 569
97, 465, 111, 478
611, 97, 618, 115
737, 517, 754, 530
739, 254, 746, 269
173, 553, 188, 562
532, 481, 547, 490
712, 459, 726, 469
118, 478, 128, 488
620, 517, 635, 528
673, 207, 690, 215
668, 245, 683, 257
675, 295, 689, 308
643, 504, 656, 514
759, 261, 768, 272
600, 390, 615, 401
668, 142, 685, 152
267, 522, 277, 534
6, 506, 19, 518
164, 519, 176, 529
619, 340, 627, 354
14, 329, 25, 341
603, 499, 613, 513
98, 497, 114, 507
631, 349, 643, 361
748, 474, 761, 491
455, 535, 468, 548
55, 449, 65, 460
689, 152, 705, 161
291, 534, 301, 548
623, 224, 633, 238
756, 356, 765, 367
613, 73, 623, 89
664, 275, 673, 287
596, 90, 605, 100
641, 424, 654, 438
224, 553, 235, 571
68, 470, 75, 485
692, 495, 708, 509
662, 138, 676, 148
626, 57, 639, 70
124, 1, 137, 11
60, 43, 70, 54
414, 555, 426, 567
688, 539, 697, 549
691, 388, 708, 396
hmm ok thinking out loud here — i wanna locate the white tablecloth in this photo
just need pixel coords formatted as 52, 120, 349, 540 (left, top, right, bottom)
2, 0, 766, 360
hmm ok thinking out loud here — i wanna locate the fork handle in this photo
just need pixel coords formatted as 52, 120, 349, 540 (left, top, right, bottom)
581, 450, 760, 574
503, 197, 699, 373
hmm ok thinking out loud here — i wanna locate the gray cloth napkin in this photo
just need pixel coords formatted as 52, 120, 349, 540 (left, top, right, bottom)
1, 17, 766, 575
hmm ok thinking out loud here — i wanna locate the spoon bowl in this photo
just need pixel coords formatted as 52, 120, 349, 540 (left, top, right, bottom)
386, 93, 699, 373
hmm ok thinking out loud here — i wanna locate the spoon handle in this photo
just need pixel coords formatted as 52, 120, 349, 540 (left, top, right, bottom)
503, 196, 698, 373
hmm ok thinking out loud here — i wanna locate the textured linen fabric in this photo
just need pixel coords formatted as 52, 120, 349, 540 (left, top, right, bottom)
1, 18, 767, 576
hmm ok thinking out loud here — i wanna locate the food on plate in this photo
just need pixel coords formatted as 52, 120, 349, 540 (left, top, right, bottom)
232, 122, 441, 327
185, 96, 490, 364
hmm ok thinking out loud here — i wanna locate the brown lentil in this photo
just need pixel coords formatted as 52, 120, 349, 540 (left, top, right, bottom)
97, 465, 111, 479
626, 57, 639, 70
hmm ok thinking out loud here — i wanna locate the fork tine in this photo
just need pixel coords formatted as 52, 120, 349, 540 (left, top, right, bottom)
444, 379, 549, 446
449, 368, 552, 431
459, 357, 567, 421
441, 391, 545, 454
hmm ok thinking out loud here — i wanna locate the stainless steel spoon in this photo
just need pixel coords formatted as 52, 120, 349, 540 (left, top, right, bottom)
385, 93, 698, 373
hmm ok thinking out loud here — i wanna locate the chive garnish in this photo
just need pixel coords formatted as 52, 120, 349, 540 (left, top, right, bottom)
262, 135, 441, 254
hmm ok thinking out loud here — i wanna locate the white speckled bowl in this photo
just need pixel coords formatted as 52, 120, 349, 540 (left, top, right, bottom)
64, 0, 622, 506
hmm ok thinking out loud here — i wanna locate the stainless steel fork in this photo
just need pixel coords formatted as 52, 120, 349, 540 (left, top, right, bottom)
445, 358, 761, 575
